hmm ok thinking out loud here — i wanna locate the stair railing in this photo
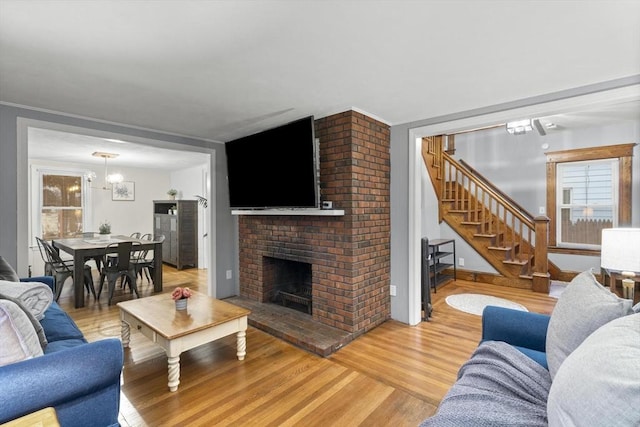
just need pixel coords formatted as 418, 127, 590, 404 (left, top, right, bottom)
423, 136, 549, 284
444, 153, 536, 271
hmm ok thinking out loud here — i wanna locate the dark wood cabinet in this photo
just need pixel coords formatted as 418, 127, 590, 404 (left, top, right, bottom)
153, 200, 198, 270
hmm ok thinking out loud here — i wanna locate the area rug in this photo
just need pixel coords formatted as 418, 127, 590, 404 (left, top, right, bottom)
445, 293, 528, 316
549, 280, 569, 299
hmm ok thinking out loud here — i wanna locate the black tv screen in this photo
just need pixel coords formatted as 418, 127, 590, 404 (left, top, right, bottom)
225, 116, 319, 209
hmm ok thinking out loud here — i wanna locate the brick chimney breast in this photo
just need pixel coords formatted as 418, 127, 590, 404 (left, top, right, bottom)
238, 110, 390, 335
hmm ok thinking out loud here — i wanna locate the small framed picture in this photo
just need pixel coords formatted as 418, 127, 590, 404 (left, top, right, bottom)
112, 181, 135, 201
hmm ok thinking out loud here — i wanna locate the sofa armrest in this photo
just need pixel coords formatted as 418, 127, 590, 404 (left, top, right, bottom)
20, 276, 55, 293
481, 306, 550, 353
0, 339, 123, 427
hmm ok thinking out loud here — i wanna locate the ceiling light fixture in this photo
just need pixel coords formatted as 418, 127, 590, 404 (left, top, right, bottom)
90, 151, 123, 189
532, 118, 546, 136
506, 119, 533, 135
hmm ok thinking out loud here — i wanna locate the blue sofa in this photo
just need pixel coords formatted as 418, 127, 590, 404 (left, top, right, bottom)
481, 305, 550, 368
0, 276, 123, 427
422, 271, 640, 427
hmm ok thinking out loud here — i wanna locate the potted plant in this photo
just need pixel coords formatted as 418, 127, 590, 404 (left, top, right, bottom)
98, 221, 111, 241
172, 286, 192, 310
167, 189, 178, 200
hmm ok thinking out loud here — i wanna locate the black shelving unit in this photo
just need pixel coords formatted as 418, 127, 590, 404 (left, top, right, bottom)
421, 237, 457, 321
426, 238, 457, 292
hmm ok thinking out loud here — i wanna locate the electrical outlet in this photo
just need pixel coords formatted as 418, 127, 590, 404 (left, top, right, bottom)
459, 258, 465, 267
539, 206, 546, 214
226, 270, 232, 280
390, 285, 397, 296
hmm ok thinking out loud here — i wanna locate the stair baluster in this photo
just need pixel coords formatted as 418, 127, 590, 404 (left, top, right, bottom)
421, 136, 552, 292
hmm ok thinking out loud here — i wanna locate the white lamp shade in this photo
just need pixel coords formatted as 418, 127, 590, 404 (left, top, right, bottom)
601, 228, 640, 274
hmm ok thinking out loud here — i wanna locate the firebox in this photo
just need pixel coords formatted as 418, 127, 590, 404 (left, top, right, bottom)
263, 257, 312, 314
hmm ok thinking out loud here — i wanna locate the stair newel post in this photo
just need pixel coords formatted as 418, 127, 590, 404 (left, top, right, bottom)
526, 227, 533, 276
532, 215, 550, 293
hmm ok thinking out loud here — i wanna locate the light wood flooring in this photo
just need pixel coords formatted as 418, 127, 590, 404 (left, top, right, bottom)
57, 266, 558, 426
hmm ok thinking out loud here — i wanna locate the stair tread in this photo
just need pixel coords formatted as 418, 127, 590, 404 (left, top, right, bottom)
504, 259, 529, 266
428, 154, 556, 282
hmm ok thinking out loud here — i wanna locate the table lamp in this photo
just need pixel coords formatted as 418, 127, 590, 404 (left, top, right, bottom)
601, 228, 640, 300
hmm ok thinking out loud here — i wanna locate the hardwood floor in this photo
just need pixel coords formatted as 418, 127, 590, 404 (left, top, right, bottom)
58, 266, 558, 426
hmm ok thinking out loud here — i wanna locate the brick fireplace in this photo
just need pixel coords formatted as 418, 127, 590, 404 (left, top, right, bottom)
264, 257, 313, 314
237, 110, 391, 340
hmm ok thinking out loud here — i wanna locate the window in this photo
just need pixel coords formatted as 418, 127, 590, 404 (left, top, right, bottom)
39, 170, 89, 240
556, 159, 617, 248
546, 144, 634, 251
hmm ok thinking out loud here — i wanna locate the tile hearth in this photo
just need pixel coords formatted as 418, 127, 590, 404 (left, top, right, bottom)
224, 296, 353, 357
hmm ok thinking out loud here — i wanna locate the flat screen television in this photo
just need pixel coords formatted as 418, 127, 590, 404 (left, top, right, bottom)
225, 116, 319, 209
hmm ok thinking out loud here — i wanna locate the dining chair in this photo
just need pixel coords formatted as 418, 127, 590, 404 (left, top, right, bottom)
35, 237, 95, 301
130, 233, 155, 284
145, 234, 166, 281
35, 236, 59, 276
97, 241, 139, 305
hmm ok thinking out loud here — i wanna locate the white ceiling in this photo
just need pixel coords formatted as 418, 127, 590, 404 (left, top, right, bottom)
2, 0, 640, 156
27, 127, 208, 170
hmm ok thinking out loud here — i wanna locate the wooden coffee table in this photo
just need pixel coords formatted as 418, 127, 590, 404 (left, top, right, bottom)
117, 291, 251, 392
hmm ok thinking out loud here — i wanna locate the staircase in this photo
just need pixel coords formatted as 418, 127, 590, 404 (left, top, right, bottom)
422, 136, 556, 292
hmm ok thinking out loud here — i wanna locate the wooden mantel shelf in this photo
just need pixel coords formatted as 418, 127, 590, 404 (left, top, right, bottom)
231, 209, 345, 216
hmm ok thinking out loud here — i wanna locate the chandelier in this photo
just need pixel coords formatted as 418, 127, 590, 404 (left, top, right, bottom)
87, 152, 123, 189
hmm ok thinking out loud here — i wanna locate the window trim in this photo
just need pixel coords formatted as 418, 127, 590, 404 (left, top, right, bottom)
546, 143, 635, 250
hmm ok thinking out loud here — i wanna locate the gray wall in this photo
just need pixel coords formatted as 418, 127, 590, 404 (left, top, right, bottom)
389, 123, 412, 324
0, 104, 238, 298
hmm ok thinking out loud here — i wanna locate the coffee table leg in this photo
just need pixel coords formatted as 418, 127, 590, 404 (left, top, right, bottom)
168, 355, 180, 392
236, 330, 246, 361
121, 320, 130, 348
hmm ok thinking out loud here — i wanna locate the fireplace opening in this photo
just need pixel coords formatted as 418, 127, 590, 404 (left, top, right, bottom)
264, 257, 312, 315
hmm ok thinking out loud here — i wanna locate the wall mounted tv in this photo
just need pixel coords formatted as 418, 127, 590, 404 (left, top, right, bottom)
225, 116, 319, 209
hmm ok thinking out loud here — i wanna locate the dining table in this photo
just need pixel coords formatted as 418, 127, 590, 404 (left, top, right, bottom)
52, 234, 164, 308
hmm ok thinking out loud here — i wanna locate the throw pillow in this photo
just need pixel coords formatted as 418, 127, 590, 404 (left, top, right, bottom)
0, 293, 47, 350
0, 256, 20, 282
546, 270, 633, 379
547, 313, 640, 427
0, 299, 44, 367
0, 280, 53, 321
